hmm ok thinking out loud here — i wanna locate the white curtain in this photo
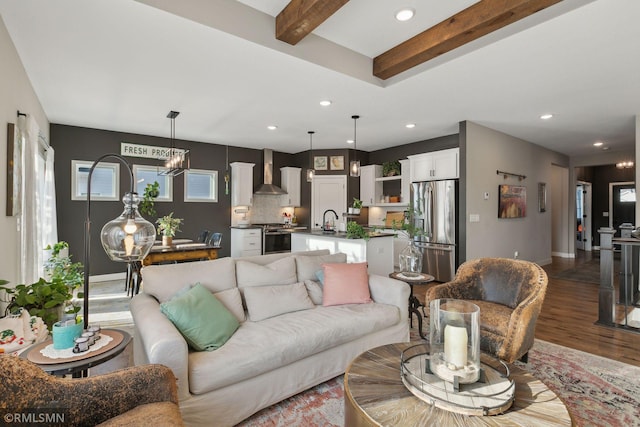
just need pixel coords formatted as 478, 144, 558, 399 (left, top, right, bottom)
42, 146, 58, 255
18, 115, 52, 284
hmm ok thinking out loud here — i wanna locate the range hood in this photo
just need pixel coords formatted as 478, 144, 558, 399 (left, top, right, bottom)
254, 149, 287, 195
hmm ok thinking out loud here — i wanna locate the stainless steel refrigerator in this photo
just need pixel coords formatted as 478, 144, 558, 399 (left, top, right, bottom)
411, 180, 457, 282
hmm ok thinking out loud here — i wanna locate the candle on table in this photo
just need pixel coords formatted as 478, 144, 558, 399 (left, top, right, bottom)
444, 324, 468, 368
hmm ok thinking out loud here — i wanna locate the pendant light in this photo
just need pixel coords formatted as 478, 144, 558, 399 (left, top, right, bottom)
307, 131, 315, 182
350, 115, 361, 177
159, 110, 190, 177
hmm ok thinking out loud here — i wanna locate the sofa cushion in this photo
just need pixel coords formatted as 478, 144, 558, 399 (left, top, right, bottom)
214, 288, 246, 323
143, 257, 237, 303
295, 253, 347, 282
471, 300, 512, 336
188, 302, 401, 394
244, 282, 315, 321
236, 257, 297, 291
160, 284, 239, 351
322, 262, 372, 306
304, 280, 323, 305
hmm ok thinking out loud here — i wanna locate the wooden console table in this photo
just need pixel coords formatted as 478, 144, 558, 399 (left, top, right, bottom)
142, 245, 219, 266
344, 343, 573, 426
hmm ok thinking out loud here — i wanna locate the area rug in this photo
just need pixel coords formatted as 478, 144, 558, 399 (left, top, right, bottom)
236, 339, 640, 427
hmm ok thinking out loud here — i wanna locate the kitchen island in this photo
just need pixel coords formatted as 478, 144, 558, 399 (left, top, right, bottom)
291, 231, 394, 276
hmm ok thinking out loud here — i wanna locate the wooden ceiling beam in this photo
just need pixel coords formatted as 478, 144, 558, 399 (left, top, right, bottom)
276, 0, 350, 45
373, 0, 564, 80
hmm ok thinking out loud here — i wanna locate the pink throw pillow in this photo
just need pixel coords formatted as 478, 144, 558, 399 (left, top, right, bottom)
322, 262, 372, 306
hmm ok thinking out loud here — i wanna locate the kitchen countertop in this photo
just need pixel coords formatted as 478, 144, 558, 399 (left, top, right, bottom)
291, 230, 394, 240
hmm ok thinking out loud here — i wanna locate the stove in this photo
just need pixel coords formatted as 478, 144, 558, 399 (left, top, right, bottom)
252, 223, 294, 254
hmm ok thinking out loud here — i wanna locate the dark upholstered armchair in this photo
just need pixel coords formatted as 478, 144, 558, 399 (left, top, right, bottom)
425, 258, 548, 364
0, 356, 184, 426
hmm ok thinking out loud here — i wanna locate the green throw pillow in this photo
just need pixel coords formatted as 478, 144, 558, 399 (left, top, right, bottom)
160, 283, 239, 351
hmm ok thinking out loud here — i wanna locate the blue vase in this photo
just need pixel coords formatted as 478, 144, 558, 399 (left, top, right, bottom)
52, 321, 83, 350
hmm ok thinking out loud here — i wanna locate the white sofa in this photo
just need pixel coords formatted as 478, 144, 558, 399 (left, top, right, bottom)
130, 250, 410, 426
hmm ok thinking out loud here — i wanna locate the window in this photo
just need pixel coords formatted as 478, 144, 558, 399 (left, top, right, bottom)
620, 188, 636, 203
133, 165, 173, 202
71, 160, 119, 201
185, 169, 218, 202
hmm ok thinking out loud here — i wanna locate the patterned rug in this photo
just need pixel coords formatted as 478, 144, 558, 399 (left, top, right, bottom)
237, 338, 640, 427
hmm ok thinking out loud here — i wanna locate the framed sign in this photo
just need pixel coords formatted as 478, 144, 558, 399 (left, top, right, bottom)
71, 160, 120, 201
498, 185, 526, 218
330, 156, 344, 170
314, 156, 328, 171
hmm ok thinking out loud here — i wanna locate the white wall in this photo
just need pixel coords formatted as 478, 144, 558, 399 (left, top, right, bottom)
0, 16, 49, 286
463, 122, 569, 265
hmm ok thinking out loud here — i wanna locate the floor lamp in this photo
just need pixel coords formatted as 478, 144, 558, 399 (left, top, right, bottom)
83, 154, 156, 329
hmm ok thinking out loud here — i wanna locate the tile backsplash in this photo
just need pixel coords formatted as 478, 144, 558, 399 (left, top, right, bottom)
236, 195, 294, 225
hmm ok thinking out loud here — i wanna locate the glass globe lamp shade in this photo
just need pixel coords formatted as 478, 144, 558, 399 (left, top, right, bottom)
307, 168, 315, 182
350, 160, 361, 177
100, 192, 156, 262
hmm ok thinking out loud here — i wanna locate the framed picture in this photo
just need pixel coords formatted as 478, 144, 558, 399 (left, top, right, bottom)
330, 156, 344, 170
498, 184, 526, 218
6, 123, 21, 216
538, 182, 546, 213
71, 160, 120, 201
314, 156, 328, 170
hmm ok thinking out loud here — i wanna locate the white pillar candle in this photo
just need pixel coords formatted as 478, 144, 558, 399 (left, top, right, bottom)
444, 324, 468, 368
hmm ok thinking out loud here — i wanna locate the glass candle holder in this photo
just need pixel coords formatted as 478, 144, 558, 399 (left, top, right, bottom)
429, 299, 480, 384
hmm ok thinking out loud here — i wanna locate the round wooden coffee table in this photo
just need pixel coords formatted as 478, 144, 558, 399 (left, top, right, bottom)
344, 342, 573, 426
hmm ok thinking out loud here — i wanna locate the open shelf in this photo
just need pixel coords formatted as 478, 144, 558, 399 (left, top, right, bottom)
375, 175, 402, 182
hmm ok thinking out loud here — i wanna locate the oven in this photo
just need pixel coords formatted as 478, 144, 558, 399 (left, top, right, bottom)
257, 224, 293, 254
263, 230, 292, 254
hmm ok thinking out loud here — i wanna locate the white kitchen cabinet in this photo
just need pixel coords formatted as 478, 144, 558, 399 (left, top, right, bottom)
409, 148, 459, 182
231, 227, 262, 257
280, 167, 301, 207
400, 159, 410, 204
231, 162, 255, 206
360, 165, 382, 206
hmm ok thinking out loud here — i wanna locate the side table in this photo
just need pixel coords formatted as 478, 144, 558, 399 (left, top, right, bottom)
389, 272, 434, 339
19, 328, 131, 378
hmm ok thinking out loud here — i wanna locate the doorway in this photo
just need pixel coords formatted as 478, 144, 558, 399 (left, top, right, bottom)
609, 181, 636, 236
311, 175, 347, 230
576, 182, 592, 251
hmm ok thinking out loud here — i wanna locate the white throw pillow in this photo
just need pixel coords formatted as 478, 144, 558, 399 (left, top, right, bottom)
244, 282, 315, 321
295, 253, 347, 281
214, 288, 246, 323
236, 257, 297, 289
304, 280, 323, 305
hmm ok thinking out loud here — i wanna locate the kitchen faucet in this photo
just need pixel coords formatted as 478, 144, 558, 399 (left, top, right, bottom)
322, 209, 339, 233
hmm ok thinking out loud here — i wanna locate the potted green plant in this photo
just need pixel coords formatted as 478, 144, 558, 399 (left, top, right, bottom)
140, 181, 160, 217
382, 160, 401, 177
349, 197, 363, 215
156, 212, 183, 246
0, 277, 76, 329
346, 221, 370, 240
43, 244, 84, 291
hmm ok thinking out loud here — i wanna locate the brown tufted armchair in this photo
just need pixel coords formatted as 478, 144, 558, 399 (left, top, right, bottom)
0, 356, 184, 426
425, 258, 548, 364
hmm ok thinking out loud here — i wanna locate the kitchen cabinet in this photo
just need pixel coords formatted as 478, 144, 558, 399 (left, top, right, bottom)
231, 162, 255, 206
408, 148, 459, 182
360, 165, 382, 206
231, 227, 262, 257
280, 167, 301, 207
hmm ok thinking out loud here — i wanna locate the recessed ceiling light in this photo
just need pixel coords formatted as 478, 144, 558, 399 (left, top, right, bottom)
395, 8, 415, 22
346, 139, 354, 144
540, 113, 553, 120
405, 123, 416, 129
602, 146, 610, 151
319, 100, 332, 107
267, 125, 277, 130
593, 141, 603, 147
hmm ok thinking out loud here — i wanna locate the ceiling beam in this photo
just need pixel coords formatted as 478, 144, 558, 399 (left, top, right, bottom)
276, 0, 350, 45
373, 0, 564, 80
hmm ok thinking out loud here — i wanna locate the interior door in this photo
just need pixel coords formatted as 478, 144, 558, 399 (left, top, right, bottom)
311, 175, 347, 230
576, 182, 592, 251
610, 182, 636, 236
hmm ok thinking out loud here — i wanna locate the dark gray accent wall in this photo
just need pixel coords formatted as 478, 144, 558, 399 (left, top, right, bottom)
51, 124, 295, 275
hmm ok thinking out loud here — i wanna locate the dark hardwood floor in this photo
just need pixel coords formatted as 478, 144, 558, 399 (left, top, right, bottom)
537, 252, 640, 367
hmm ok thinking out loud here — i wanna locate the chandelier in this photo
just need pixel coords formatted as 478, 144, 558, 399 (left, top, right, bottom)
159, 110, 190, 176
